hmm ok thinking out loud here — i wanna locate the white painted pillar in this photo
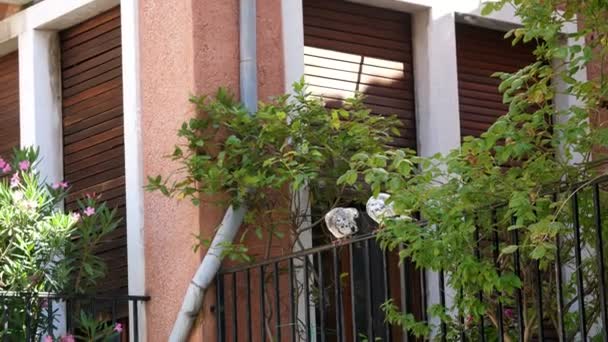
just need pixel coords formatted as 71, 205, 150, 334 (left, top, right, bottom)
411, 7, 461, 333
18, 29, 63, 184
120, 0, 147, 340
281, 0, 319, 336
18, 29, 66, 337
412, 8, 461, 156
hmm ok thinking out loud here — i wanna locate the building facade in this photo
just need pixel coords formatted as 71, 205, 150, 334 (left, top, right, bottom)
0, 0, 590, 340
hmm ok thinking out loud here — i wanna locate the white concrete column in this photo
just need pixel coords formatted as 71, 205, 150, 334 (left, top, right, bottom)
18, 29, 65, 337
412, 8, 461, 156
411, 7, 461, 333
18, 29, 63, 184
120, 0, 147, 340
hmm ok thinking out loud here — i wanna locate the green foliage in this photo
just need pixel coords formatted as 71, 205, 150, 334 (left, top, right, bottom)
148, 80, 407, 257
346, 0, 608, 340
150, 2, 608, 340
74, 311, 122, 342
0, 147, 122, 340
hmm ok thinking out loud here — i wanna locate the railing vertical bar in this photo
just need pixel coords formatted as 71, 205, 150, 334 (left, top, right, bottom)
572, 191, 587, 340
399, 244, 410, 342
492, 211, 504, 342
555, 232, 566, 342
66, 298, 72, 333
474, 226, 485, 342
382, 247, 392, 341
25, 296, 31, 342
511, 217, 525, 342
260, 265, 267, 342
288, 259, 295, 342
133, 299, 140, 342
349, 243, 358, 341
232, 272, 238, 342
333, 247, 344, 342
458, 288, 465, 342
593, 183, 608, 339
364, 239, 374, 341
438, 270, 447, 342
111, 299, 117, 324
47, 297, 53, 336
420, 267, 427, 323
217, 274, 225, 342
246, 269, 252, 342
551, 191, 566, 342
317, 253, 326, 342
273, 262, 282, 342
534, 260, 544, 341
92, 298, 97, 319
304, 257, 311, 342
1, 297, 7, 342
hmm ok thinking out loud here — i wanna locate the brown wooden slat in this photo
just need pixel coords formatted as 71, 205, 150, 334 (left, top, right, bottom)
304, 25, 411, 52
64, 147, 124, 174
305, 0, 407, 23
0, 51, 19, 158
63, 105, 123, 135
303, 11, 408, 42
304, 0, 416, 149
61, 31, 121, 69
61, 7, 126, 294
304, 36, 410, 62
64, 125, 123, 155
63, 136, 123, 165
62, 47, 121, 79
61, 17, 121, 51
456, 23, 536, 138
63, 56, 121, 89
63, 76, 122, 108
62, 66, 122, 98
60, 7, 120, 41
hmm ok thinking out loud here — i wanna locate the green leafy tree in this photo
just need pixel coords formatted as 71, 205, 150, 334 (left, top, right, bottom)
340, 1, 608, 340
148, 81, 407, 258
0, 147, 122, 341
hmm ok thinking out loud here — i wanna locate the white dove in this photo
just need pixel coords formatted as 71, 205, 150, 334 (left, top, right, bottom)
324, 207, 359, 241
366, 193, 397, 224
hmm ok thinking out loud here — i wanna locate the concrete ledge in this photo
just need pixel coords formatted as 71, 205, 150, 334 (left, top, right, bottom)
0, 0, 118, 47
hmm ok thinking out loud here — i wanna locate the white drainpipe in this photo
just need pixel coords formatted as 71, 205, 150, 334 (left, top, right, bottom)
168, 0, 257, 340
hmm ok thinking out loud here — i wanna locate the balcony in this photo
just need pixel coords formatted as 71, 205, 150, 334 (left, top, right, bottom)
216, 176, 608, 341
0, 292, 149, 341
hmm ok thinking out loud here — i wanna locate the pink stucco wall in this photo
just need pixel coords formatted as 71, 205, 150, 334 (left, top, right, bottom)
140, 0, 284, 339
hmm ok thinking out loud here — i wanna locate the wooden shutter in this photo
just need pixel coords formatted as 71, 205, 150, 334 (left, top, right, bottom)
456, 23, 537, 138
0, 51, 19, 159
60, 7, 127, 294
303, 0, 416, 149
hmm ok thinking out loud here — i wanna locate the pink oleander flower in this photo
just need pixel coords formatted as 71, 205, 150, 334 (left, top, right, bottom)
52, 181, 69, 190
504, 308, 514, 320
114, 322, 123, 333
10, 173, 20, 188
0, 157, 5, 169
85, 192, 99, 200
71, 212, 81, 222
83, 206, 95, 217
44, 336, 53, 342
2, 163, 11, 173
18, 160, 30, 171
61, 334, 75, 342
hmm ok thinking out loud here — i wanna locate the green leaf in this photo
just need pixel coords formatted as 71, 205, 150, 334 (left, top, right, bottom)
501, 245, 518, 255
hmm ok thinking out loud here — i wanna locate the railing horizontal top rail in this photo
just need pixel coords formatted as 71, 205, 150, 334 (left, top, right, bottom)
0, 292, 150, 301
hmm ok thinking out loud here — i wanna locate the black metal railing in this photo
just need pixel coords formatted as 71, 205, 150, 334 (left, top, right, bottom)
0, 292, 149, 341
216, 176, 608, 341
